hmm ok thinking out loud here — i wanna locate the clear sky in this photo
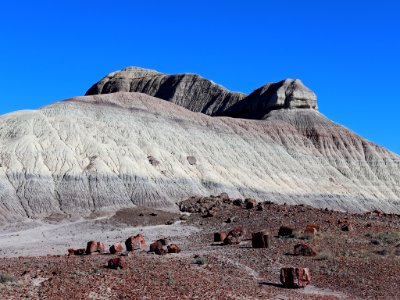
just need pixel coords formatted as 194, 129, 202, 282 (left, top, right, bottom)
1, 1, 399, 154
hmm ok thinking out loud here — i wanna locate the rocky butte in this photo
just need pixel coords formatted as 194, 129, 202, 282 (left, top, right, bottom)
0, 67, 399, 223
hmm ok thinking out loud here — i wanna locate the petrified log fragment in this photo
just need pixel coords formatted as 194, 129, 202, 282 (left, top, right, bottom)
280, 267, 311, 288
251, 230, 270, 248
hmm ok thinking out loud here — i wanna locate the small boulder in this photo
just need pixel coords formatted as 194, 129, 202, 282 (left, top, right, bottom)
86, 241, 104, 255
219, 192, 230, 200
225, 216, 237, 223
187, 156, 197, 165
148, 156, 160, 166
338, 219, 353, 231
224, 227, 246, 245
305, 224, 320, 232
278, 226, 294, 237
280, 267, 311, 288
110, 243, 123, 254
97, 242, 106, 254
159, 238, 168, 246
256, 203, 264, 211
150, 240, 165, 253
155, 247, 167, 255
86, 241, 97, 254
125, 234, 146, 251
340, 223, 353, 231
74, 249, 86, 256
149, 240, 168, 255
167, 244, 181, 253
244, 198, 257, 209
108, 257, 127, 270
293, 243, 317, 256
251, 230, 270, 248
179, 214, 189, 221
232, 199, 243, 207
203, 207, 218, 218
214, 232, 227, 242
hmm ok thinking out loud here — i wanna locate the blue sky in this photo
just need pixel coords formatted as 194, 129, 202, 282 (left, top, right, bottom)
0, 1, 399, 154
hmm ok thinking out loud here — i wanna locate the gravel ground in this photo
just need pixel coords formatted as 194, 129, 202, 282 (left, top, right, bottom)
0, 200, 399, 299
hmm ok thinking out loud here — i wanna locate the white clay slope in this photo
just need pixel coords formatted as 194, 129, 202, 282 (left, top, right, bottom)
0, 92, 399, 223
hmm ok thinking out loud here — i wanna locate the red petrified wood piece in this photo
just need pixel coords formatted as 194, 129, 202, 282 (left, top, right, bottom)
224, 227, 246, 245
85, 241, 105, 255
214, 232, 227, 242
109, 243, 123, 254
108, 257, 128, 270
125, 234, 147, 251
280, 267, 311, 288
167, 244, 181, 253
244, 199, 257, 209
251, 230, 270, 248
293, 243, 317, 256
278, 226, 294, 237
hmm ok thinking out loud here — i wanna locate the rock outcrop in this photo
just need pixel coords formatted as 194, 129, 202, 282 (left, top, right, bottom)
85, 67, 317, 119
86, 67, 246, 116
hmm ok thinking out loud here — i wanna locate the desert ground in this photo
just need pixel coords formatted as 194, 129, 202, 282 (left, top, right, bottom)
1, 195, 399, 299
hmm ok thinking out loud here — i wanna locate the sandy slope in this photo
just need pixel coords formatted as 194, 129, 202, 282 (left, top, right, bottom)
0, 92, 399, 222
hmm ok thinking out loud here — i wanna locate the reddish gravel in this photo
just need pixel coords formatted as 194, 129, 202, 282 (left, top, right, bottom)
1, 199, 399, 299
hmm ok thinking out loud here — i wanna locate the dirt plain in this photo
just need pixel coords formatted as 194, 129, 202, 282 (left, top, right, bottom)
0, 195, 399, 299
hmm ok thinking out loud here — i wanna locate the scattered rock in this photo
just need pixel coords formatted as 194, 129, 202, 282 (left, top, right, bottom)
149, 241, 161, 253
187, 156, 196, 165
338, 219, 353, 231
244, 199, 257, 209
109, 243, 123, 254
68, 248, 85, 256
75, 249, 86, 256
232, 199, 243, 207
97, 242, 106, 254
147, 156, 160, 166
214, 232, 227, 242
256, 203, 264, 211
280, 267, 311, 288
85, 241, 104, 255
219, 192, 230, 200
108, 257, 128, 270
225, 216, 237, 223
224, 227, 246, 245
304, 224, 319, 237
305, 224, 320, 232
293, 243, 317, 256
159, 238, 168, 246
278, 226, 294, 237
203, 207, 218, 218
149, 240, 168, 255
251, 230, 270, 248
179, 214, 189, 221
167, 244, 181, 253
166, 220, 175, 225
150, 212, 158, 216
155, 247, 167, 255
125, 234, 146, 251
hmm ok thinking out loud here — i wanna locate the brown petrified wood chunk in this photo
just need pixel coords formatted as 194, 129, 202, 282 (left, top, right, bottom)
108, 257, 128, 270
214, 232, 227, 242
280, 267, 311, 288
125, 234, 146, 251
251, 230, 270, 248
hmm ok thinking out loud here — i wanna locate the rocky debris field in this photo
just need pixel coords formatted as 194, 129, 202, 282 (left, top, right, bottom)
1, 194, 400, 299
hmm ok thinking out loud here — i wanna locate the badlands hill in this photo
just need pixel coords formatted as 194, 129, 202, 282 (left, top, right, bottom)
0, 67, 399, 222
